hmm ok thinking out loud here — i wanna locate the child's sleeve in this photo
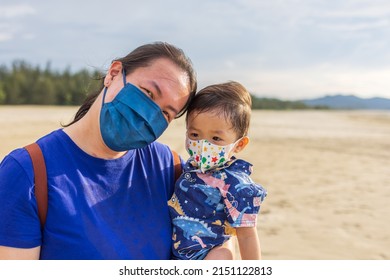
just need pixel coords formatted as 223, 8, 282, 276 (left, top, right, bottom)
223, 173, 267, 228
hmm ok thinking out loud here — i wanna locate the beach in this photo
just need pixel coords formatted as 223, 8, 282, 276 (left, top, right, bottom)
1, 106, 389, 259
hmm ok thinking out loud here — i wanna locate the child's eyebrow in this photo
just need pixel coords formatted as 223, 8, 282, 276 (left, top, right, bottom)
211, 129, 226, 135
187, 123, 200, 130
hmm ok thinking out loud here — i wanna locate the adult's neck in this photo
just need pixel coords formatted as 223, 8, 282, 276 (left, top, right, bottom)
63, 97, 127, 159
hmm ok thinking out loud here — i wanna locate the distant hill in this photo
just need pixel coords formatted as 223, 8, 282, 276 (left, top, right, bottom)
300, 94, 390, 110
251, 95, 326, 110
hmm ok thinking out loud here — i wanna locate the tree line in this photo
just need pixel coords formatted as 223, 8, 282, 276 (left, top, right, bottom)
0, 60, 326, 109
0, 60, 102, 105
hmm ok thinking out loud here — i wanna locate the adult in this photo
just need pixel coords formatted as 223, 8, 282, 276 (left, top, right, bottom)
0, 42, 197, 259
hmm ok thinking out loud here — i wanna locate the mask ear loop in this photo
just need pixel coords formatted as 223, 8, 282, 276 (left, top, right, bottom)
122, 68, 126, 85
101, 87, 108, 106
102, 67, 127, 106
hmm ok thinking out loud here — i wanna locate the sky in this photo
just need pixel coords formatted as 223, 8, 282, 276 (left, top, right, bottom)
1, 0, 390, 100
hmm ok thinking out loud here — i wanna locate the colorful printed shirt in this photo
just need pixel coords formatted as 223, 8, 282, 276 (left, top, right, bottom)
168, 157, 267, 260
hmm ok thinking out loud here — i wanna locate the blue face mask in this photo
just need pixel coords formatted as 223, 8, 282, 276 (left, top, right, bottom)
99, 70, 168, 151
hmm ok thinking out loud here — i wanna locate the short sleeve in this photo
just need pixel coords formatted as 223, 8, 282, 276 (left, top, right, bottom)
223, 170, 267, 228
0, 150, 42, 248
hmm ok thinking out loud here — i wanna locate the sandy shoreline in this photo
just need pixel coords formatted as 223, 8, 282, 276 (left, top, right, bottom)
1, 106, 389, 259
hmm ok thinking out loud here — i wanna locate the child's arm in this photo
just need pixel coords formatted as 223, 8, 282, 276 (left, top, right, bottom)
236, 227, 261, 260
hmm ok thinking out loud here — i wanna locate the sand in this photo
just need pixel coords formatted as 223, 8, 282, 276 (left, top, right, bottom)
1, 105, 389, 259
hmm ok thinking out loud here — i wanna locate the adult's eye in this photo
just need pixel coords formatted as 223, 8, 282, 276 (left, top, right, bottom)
141, 87, 153, 99
162, 110, 171, 122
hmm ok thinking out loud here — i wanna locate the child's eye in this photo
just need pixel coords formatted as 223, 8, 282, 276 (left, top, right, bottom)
189, 133, 199, 139
212, 136, 222, 142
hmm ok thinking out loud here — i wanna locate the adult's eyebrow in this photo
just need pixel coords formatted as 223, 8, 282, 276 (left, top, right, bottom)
151, 81, 179, 116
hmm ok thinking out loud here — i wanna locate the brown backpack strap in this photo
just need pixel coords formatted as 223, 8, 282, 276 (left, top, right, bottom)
25, 143, 48, 229
171, 149, 182, 182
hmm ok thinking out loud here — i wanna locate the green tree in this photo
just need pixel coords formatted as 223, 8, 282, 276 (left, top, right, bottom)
0, 81, 5, 104
0, 60, 103, 105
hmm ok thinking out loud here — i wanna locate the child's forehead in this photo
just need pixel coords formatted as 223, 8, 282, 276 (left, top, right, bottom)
188, 109, 226, 122
187, 110, 235, 131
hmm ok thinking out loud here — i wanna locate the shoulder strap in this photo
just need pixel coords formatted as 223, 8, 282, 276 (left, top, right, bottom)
171, 149, 182, 182
25, 143, 48, 229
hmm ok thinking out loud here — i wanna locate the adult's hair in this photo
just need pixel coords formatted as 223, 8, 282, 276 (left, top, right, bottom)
186, 81, 252, 139
64, 41, 197, 126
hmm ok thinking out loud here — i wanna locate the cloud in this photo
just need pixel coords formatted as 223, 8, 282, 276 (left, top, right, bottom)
0, 4, 36, 42
0, 4, 36, 18
240, 65, 390, 100
1, 0, 390, 98
0, 32, 12, 42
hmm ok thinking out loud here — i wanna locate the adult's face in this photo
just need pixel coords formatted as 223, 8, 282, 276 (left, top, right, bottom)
104, 58, 191, 123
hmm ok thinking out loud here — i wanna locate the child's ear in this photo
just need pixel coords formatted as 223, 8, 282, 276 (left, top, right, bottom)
233, 136, 249, 153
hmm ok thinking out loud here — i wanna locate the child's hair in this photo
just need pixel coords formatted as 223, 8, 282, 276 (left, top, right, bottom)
186, 81, 252, 139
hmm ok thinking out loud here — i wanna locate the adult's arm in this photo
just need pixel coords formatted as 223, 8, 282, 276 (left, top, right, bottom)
0, 153, 42, 259
0, 246, 40, 260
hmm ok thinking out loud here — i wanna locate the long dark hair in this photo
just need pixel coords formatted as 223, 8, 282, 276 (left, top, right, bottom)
63, 42, 197, 127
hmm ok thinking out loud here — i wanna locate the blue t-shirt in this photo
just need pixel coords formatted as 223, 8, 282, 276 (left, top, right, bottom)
0, 129, 178, 259
168, 158, 267, 260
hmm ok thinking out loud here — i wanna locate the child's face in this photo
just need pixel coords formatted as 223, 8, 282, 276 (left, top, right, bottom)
187, 110, 238, 146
